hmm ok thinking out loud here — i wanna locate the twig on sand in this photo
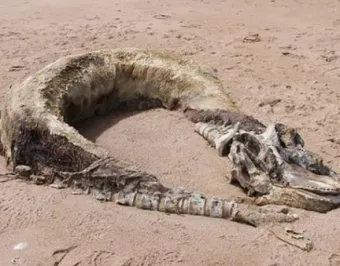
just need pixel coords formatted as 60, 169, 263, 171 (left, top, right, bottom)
52, 245, 78, 266
270, 227, 313, 252
0, 172, 15, 183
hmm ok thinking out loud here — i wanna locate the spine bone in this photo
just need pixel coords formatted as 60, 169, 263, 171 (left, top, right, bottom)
114, 190, 237, 219
114, 188, 298, 226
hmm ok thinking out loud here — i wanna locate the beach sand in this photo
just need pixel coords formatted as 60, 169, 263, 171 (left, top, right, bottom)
0, 0, 339, 265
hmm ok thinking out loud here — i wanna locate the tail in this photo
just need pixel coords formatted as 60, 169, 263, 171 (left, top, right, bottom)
114, 187, 298, 227
18, 157, 298, 227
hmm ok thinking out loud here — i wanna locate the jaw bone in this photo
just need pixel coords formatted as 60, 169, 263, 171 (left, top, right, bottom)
195, 121, 340, 212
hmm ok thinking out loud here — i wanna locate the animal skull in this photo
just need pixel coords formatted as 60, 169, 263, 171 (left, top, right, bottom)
195, 121, 340, 212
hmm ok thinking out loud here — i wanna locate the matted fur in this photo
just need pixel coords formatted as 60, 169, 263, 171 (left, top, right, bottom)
1, 48, 236, 170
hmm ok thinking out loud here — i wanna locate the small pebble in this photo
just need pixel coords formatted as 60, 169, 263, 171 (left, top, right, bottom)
13, 242, 28, 251
14, 165, 32, 177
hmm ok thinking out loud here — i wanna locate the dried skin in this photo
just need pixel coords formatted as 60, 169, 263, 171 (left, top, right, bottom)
1, 48, 236, 169
0, 48, 336, 226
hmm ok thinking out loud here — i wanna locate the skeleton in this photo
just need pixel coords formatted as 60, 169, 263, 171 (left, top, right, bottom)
0, 48, 338, 226
195, 121, 340, 212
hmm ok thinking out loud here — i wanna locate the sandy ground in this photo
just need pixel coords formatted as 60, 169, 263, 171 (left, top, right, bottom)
0, 0, 340, 265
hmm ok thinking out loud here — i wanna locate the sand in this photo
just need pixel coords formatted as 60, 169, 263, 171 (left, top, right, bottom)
0, 0, 340, 265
